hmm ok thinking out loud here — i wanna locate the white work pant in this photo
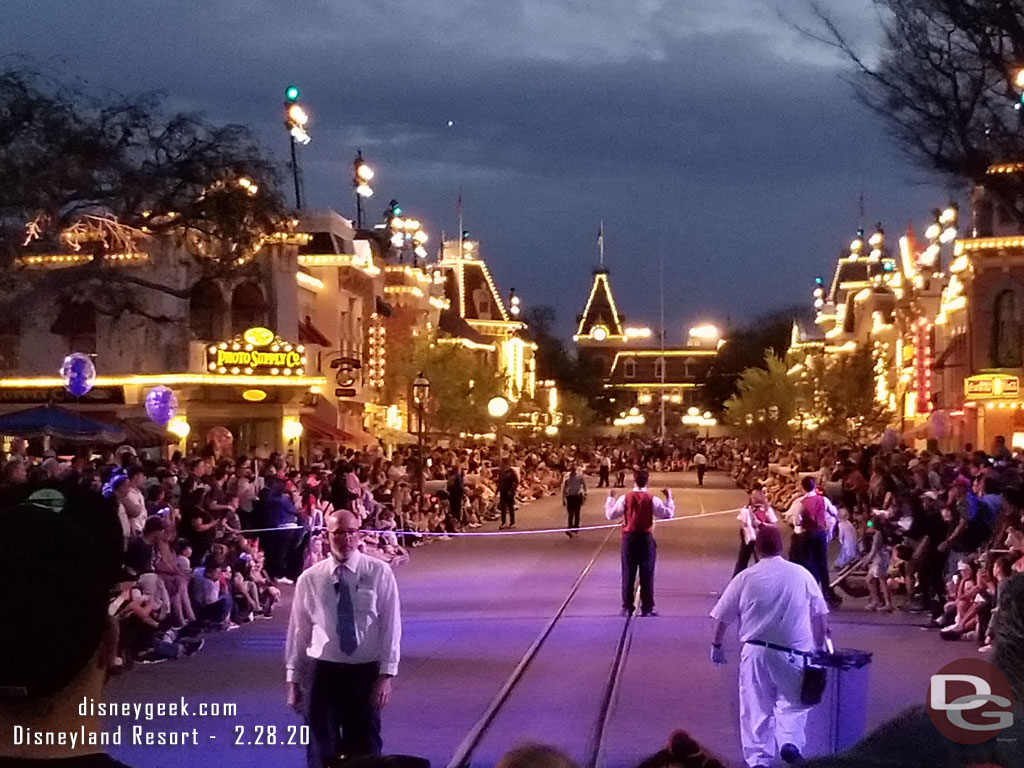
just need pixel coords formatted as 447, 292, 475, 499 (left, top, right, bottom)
738, 643, 811, 767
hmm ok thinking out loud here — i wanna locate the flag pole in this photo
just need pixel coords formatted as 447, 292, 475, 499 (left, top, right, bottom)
458, 189, 464, 259
598, 221, 604, 268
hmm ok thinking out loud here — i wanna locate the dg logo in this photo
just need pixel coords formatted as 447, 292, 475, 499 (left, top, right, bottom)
928, 658, 1014, 744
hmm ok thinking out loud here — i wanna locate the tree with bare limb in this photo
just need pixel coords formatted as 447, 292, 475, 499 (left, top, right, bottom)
806, 0, 1024, 225
0, 67, 290, 322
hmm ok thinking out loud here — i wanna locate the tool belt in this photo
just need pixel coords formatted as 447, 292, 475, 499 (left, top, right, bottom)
744, 640, 826, 706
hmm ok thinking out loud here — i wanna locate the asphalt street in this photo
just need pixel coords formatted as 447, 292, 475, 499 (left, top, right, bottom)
105, 471, 971, 768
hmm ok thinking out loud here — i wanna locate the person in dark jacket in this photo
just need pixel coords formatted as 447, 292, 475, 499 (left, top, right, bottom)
259, 476, 304, 582
447, 467, 465, 527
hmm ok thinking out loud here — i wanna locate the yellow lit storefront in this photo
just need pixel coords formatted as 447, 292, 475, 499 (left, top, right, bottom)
0, 327, 327, 457
963, 374, 1024, 451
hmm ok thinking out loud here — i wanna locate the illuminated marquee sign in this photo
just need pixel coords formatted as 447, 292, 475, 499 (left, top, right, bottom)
206, 327, 307, 377
964, 374, 1020, 400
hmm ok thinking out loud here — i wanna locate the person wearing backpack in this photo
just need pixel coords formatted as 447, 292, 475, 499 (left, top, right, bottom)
734, 483, 778, 576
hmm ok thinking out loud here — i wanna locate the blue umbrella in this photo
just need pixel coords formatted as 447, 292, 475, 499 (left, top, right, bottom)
0, 405, 125, 443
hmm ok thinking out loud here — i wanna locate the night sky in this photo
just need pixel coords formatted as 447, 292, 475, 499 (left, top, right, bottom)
2, 0, 953, 339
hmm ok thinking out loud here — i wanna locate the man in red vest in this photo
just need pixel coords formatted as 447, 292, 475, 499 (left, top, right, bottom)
605, 468, 675, 616
785, 476, 839, 605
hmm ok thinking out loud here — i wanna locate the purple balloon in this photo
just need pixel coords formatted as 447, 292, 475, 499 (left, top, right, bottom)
59, 353, 96, 397
145, 386, 178, 427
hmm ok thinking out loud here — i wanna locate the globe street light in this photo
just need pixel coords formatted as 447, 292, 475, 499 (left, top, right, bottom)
413, 372, 430, 495
284, 86, 310, 209
488, 395, 510, 461
354, 151, 374, 229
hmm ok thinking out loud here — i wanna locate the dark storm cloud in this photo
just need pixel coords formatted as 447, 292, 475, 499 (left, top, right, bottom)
0, 0, 947, 337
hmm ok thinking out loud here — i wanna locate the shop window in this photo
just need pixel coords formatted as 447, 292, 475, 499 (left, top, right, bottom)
231, 281, 267, 335
189, 280, 226, 341
843, 297, 856, 334
51, 299, 96, 353
992, 289, 1022, 368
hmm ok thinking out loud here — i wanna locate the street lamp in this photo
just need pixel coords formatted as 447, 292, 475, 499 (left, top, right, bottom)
413, 372, 430, 495
508, 288, 521, 317
387, 201, 429, 266
921, 204, 958, 270
354, 151, 374, 229
284, 86, 310, 210
488, 395, 510, 462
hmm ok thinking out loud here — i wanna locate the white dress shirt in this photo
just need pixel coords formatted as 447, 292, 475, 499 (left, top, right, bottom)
785, 491, 839, 538
604, 487, 675, 521
123, 487, 147, 535
285, 550, 401, 682
710, 555, 828, 651
737, 504, 779, 545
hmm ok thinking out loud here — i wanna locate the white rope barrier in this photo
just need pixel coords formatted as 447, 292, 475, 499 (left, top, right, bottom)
236, 507, 742, 538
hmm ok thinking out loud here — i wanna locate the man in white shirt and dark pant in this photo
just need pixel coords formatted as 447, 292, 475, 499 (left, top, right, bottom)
709, 525, 829, 768
605, 468, 675, 616
286, 509, 402, 768
693, 450, 708, 486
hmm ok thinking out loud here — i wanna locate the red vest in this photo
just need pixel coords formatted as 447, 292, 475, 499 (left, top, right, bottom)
622, 491, 656, 534
800, 493, 827, 531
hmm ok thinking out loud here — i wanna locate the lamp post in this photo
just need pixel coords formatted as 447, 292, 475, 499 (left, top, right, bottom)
487, 395, 510, 463
284, 86, 311, 210
390, 217, 428, 266
353, 151, 374, 229
412, 372, 430, 496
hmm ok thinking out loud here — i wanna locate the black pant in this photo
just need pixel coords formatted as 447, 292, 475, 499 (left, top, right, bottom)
598, 468, 609, 487
621, 531, 656, 613
696, 465, 706, 486
261, 528, 305, 580
450, 496, 463, 525
792, 530, 830, 596
499, 496, 516, 526
307, 660, 382, 768
566, 495, 583, 530
734, 531, 757, 576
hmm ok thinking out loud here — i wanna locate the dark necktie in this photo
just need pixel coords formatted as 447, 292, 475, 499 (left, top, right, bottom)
334, 567, 358, 654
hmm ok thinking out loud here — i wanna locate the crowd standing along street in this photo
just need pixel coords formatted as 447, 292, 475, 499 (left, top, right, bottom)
10, 5, 1024, 766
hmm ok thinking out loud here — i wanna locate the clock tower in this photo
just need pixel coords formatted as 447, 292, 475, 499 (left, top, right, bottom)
574, 267, 626, 376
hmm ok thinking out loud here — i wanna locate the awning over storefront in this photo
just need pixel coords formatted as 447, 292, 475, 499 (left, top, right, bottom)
301, 414, 351, 443
0, 405, 125, 443
118, 417, 177, 448
376, 426, 417, 445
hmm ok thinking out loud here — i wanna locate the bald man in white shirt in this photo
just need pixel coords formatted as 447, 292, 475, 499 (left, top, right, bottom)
710, 525, 829, 768
286, 509, 401, 768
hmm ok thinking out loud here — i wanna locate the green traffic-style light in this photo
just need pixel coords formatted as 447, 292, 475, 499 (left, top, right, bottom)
285, 86, 300, 102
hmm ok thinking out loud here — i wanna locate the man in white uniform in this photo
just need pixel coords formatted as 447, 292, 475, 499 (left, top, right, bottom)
710, 525, 829, 768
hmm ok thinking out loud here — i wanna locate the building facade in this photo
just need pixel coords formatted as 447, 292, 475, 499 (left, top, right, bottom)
787, 165, 1024, 451
573, 266, 719, 430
